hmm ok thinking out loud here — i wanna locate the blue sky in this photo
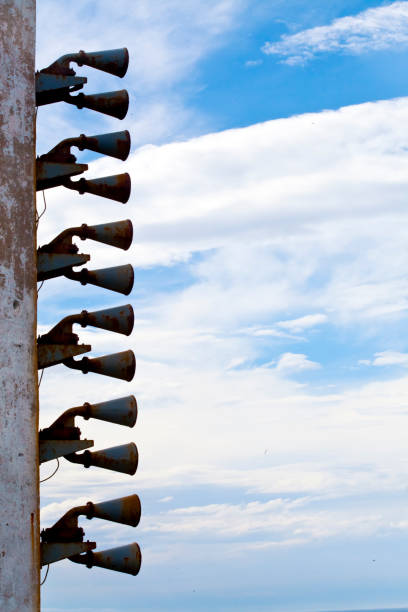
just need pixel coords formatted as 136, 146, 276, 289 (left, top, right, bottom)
36, 1, 408, 610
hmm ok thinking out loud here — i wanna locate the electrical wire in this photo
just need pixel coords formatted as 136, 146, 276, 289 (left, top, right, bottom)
38, 369, 44, 388
36, 190, 47, 228
40, 458, 60, 483
37, 280, 44, 294
40, 564, 50, 586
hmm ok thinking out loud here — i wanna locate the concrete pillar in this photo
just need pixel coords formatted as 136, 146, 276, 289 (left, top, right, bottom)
0, 1, 39, 611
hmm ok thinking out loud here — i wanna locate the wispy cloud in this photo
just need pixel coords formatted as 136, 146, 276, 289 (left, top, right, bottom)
262, 1, 408, 65
276, 352, 321, 371
277, 313, 328, 333
373, 350, 408, 366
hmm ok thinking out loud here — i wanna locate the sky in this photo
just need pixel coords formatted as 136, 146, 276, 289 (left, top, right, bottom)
35, 1, 408, 610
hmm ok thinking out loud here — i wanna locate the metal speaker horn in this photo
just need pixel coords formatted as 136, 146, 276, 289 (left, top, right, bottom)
87, 494, 141, 527
76, 48, 129, 78
69, 89, 129, 120
66, 442, 138, 475
86, 395, 137, 427
65, 350, 136, 381
84, 219, 133, 250
82, 304, 134, 335
65, 264, 134, 295
70, 542, 142, 576
77, 130, 130, 161
66, 173, 131, 203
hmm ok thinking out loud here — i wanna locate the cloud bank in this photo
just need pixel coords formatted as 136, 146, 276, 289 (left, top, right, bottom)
263, 1, 408, 65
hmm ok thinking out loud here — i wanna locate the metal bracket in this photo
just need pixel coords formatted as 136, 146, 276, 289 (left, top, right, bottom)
41, 541, 95, 566
36, 73, 87, 107
39, 439, 94, 463
36, 161, 87, 191
37, 343, 91, 369
37, 252, 90, 281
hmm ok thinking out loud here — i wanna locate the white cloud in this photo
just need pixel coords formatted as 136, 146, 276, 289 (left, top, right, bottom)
277, 313, 328, 333
373, 350, 408, 366
262, 1, 408, 65
276, 352, 321, 372
139, 495, 408, 548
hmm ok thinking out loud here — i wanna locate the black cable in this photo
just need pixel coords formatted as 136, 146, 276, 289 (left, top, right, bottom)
40, 564, 50, 586
36, 190, 47, 228
38, 369, 44, 387
37, 280, 44, 294
40, 458, 60, 483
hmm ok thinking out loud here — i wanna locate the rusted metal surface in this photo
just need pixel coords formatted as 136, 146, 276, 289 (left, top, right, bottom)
64, 350, 136, 381
84, 219, 133, 250
39, 439, 94, 463
0, 2, 39, 609
39, 219, 133, 253
39, 423, 81, 440
36, 160, 87, 191
41, 495, 141, 554
65, 172, 131, 203
69, 543, 141, 576
35, 73, 87, 106
84, 395, 137, 427
36, 47, 129, 118
64, 264, 134, 295
37, 83, 129, 120
87, 494, 141, 527
75, 130, 130, 161
67, 90, 129, 120
40, 304, 134, 343
82, 304, 134, 335
37, 222, 133, 290
43, 395, 137, 431
39, 130, 130, 163
37, 252, 89, 281
40, 542, 95, 567
65, 442, 138, 475
40, 48, 129, 78
37, 344, 91, 369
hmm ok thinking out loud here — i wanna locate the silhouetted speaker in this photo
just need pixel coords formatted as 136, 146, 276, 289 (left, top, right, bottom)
66, 172, 131, 203
65, 264, 134, 295
66, 442, 138, 475
76, 130, 130, 161
85, 395, 137, 427
65, 350, 136, 381
82, 304, 134, 335
87, 494, 141, 526
83, 219, 133, 250
70, 542, 142, 576
76, 48, 129, 78
69, 89, 129, 120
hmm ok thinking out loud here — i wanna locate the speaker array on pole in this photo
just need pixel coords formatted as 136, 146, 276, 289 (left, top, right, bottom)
36, 47, 142, 581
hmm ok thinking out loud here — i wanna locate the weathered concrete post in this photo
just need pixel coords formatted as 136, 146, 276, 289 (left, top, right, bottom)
0, 1, 39, 611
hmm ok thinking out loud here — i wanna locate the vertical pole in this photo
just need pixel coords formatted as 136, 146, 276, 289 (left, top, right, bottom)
0, 1, 39, 611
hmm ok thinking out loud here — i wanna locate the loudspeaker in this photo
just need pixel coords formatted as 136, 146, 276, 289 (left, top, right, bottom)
88, 494, 141, 527
69, 89, 129, 120
65, 350, 136, 381
70, 542, 141, 576
77, 130, 130, 161
66, 442, 138, 475
76, 48, 129, 78
84, 219, 133, 250
86, 395, 137, 427
66, 265, 134, 295
82, 304, 134, 335
66, 173, 131, 203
